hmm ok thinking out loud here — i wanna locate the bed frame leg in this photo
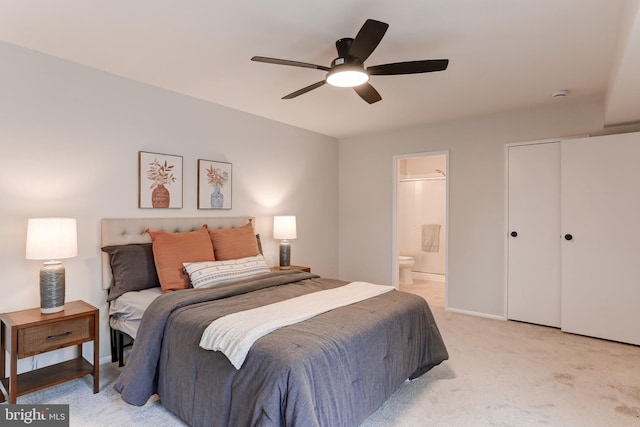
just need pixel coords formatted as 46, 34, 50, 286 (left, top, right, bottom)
118, 331, 125, 367
110, 327, 127, 367
110, 327, 118, 363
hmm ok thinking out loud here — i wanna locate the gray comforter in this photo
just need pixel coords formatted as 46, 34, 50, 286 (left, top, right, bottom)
114, 271, 448, 426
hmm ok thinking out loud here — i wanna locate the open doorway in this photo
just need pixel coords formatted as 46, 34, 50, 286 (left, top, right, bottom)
393, 152, 448, 308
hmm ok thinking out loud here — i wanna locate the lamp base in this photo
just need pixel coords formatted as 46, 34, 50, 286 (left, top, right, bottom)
279, 240, 291, 269
40, 261, 65, 314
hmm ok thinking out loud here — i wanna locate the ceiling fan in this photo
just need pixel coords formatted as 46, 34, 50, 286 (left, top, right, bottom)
251, 19, 449, 104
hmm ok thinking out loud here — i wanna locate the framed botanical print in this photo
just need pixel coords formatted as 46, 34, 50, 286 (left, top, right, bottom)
198, 159, 232, 209
138, 151, 183, 209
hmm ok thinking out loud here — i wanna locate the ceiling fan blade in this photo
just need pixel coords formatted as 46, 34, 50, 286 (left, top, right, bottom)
251, 56, 331, 72
348, 19, 389, 62
282, 81, 327, 99
353, 82, 382, 104
367, 59, 449, 75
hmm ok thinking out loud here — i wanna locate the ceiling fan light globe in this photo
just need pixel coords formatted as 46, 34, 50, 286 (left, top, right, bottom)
326, 69, 369, 87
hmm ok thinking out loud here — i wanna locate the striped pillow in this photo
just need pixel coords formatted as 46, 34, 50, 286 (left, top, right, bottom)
183, 255, 271, 289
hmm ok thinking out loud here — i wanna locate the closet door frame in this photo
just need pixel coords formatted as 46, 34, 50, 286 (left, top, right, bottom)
506, 133, 640, 345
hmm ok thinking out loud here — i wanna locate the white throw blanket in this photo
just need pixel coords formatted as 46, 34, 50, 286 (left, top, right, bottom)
199, 281, 394, 369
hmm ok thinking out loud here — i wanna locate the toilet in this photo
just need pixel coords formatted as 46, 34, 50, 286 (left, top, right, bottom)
398, 256, 415, 285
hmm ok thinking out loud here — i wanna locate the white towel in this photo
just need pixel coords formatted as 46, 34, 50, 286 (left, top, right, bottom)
200, 281, 394, 369
421, 224, 441, 252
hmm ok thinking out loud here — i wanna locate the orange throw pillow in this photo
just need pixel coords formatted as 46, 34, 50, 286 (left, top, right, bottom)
208, 222, 260, 261
147, 226, 215, 293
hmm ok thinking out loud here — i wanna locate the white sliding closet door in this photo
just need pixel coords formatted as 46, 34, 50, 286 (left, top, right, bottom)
507, 142, 561, 327
561, 133, 640, 345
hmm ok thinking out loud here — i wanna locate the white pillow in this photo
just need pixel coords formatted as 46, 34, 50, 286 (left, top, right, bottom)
183, 255, 271, 289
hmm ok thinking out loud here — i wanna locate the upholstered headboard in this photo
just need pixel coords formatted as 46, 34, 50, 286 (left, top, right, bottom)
101, 216, 254, 290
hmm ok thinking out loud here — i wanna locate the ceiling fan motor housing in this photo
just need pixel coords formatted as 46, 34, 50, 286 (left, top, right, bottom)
335, 38, 354, 59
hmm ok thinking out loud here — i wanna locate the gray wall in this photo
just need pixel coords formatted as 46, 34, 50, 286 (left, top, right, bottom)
0, 41, 339, 367
338, 100, 604, 317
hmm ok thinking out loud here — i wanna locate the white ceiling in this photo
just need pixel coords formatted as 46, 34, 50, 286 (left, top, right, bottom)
1, 0, 639, 139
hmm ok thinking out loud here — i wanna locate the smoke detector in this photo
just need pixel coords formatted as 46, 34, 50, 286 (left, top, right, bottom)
552, 89, 568, 98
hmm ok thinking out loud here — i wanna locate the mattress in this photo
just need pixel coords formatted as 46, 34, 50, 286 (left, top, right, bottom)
108, 287, 162, 339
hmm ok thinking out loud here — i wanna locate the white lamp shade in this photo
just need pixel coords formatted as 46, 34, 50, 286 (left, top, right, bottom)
273, 216, 297, 240
26, 218, 78, 260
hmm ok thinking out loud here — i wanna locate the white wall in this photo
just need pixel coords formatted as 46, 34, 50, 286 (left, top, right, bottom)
338, 100, 605, 317
398, 180, 447, 274
0, 42, 338, 368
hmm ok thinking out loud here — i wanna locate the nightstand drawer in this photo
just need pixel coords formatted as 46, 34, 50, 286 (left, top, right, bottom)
18, 317, 92, 358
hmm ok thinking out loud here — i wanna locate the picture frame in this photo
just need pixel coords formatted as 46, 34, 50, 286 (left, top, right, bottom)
138, 151, 183, 209
198, 159, 232, 209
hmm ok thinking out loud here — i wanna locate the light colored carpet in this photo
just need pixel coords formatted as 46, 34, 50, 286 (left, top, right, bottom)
6, 281, 640, 426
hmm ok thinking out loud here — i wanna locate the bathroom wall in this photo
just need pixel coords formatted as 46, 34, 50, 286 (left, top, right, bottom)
397, 155, 446, 277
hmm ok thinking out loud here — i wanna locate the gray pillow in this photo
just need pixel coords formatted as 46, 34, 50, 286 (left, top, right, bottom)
102, 243, 160, 301
256, 234, 263, 255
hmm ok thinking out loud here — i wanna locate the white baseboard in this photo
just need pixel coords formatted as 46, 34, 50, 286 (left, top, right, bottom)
411, 272, 445, 282
446, 307, 506, 321
100, 354, 115, 365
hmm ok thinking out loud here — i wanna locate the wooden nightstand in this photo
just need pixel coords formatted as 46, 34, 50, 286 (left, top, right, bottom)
0, 300, 99, 404
271, 265, 311, 273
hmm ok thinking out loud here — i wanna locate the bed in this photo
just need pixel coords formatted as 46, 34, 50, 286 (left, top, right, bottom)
101, 217, 448, 427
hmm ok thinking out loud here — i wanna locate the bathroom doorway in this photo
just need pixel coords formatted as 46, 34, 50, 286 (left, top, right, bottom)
393, 152, 448, 308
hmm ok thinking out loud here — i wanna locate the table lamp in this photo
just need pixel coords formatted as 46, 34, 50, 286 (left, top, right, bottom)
273, 216, 296, 269
26, 218, 78, 313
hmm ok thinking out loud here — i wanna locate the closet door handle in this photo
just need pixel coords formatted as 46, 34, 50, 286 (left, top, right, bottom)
510, 231, 518, 237
564, 234, 573, 241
